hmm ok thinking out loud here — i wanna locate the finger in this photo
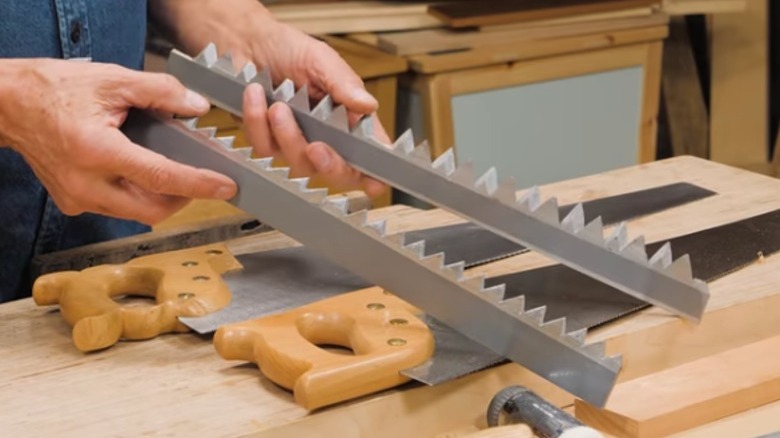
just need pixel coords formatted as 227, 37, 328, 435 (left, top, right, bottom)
308, 42, 378, 115
305, 142, 365, 191
116, 69, 211, 117
243, 83, 280, 157
361, 176, 389, 199
99, 129, 237, 200
94, 178, 191, 225
268, 102, 317, 177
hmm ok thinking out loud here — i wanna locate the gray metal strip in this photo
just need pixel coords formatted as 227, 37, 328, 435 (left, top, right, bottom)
167, 45, 709, 322
121, 109, 620, 407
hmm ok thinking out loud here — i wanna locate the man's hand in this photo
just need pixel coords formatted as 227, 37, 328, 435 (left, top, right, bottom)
150, 0, 389, 198
0, 59, 237, 224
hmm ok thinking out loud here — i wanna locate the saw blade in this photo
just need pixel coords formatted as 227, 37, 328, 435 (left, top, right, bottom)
121, 109, 620, 407
166, 43, 710, 322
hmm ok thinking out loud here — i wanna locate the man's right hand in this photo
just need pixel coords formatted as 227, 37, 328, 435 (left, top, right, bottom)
0, 58, 237, 225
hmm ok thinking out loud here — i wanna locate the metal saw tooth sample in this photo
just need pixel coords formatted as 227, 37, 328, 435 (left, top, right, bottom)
351, 115, 374, 139
232, 147, 253, 159
524, 306, 547, 324
266, 166, 290, 180
324, 196, 349, 215
249, 157, 274, 170
567, 328, 587, 345
580, 217, 605, 245
624, 236, 648, 263
606, 222, 629, 252
345, 210, 369, 227
431, 148, 456, 176
326, 105, 349, 132
311, 95, 333, 120
666, 254, 693, 280
123, 109, 622, 406
393, 129, 416, 155
273, 79, 295, 102
444, 261, 465, 280
532, 197, 560, 225
288, 85, 310, 111
584, 342, 606, 360
541, 318, 567, 337
481, 284, 505, 303
561, 203, 585, 234
240, 62, 257, 82
499, 295, 526, 314
287, 177, 310, 191
475, 167, 498, 195
604, 355, 623, 372
495, 177, 518, 203
196, 126, 217, 138
410, 141, 432, 165
179, 117, 199, 130
216, 136, 235, 149
517, 186, 542, 211
253, 68, 274, 94
451, 160, 476, 186
214, 53, 236, 75
194, 43, 218, 67
404, 240, 426, 258
649, 242, 673, 268
365, 219, 387, 237
421, 252, 446, 270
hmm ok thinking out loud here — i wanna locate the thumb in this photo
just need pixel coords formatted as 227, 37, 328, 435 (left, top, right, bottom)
119, 70, 211, 116
310, 43, 378, 115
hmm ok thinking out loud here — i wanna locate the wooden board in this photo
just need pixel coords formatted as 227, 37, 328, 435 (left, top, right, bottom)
5, 157, 780, 436
575, 334, 780, 437
428, 0, 658, 29
376, 13, 669, 56
661, 0, 746, 14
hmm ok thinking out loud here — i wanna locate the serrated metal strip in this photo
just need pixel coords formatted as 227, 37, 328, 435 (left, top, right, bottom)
166, 45, 709, 322
121, 109, 619, 407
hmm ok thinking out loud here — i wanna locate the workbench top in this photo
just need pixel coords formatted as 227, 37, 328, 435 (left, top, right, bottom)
3, 156, 780, 437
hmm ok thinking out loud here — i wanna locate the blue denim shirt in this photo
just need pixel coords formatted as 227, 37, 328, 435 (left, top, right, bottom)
0, 1, 149, 302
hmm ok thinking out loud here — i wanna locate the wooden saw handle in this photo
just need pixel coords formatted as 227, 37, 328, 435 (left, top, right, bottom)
33, 244, 241, 352
214, 287, 435, 410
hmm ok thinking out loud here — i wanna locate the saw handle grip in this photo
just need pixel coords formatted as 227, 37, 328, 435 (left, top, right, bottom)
214, 287, 435, 410
33, 244, 240, 352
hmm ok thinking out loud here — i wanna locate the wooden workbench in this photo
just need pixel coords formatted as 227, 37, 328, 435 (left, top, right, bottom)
3, 156, 780, 437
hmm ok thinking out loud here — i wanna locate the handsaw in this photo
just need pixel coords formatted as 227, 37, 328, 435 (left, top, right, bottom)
118, 44, 708, 406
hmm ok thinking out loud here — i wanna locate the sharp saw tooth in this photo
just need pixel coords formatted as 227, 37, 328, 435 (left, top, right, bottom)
311, 95, 333, 120
499, 295, 526, 314
422, 252, 446, 270
475, 167, 498, 195
231, 147, 253, 159
179, 117, 199, 130
604, 355, 623, 372
252, 69, 273, 93
351, 115, 374, 139
404, 240, 426, 258
249, 157, 274, 170
194, 43, 218, 67
392, 129, 415, 155
666, 254, 693, 280
302, 188, 329, 203
462, 276, 485, 292
532, 197, 559, 224
517, 186, 541, 211
451, 160, 476, 185
216, 136, 235, 149
365, 219, 387, 236
623, 236, 648, 263
567, 328, 587, 345
326, 105, 349, 132
649, 242, 673, 269
606, 222, 629, 252
288, 177, 310, 190
540, 317, 567, 337
385, 232, 406, 248
273, 79, 295, 102
213, 53, 236, 75
584, 342, 606, 359
325, 197, 349, 215
431, 148, 456, 176
267, 167, 290, 180
196, 127, 217, 138
240, 62, 257, 82
480, 284, 505, 303
524, 306, 547, 324
580, 217, 604, 245
444, 261, 465, 280
495, 177, 518, 203
410, 141, 432, 164
561, 203, 585, 234
288, 85, 310, 111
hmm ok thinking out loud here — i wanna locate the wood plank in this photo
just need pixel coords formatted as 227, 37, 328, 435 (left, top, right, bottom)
407, 25, 668, 74
662, 0, 746, 15
428, 0, 658, 29
709, 0, 769, 167
479, 6, 654, 32
377, 13, 669, 56
661, 17, 709, 158
639, 41, 663, 162
319, 36, 407, 80
575, 335, 780, 437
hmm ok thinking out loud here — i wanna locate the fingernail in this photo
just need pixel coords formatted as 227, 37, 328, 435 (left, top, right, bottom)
352, 89, 377, 107
186, 90, 211, 112
269, 104, 287, 126
309, 144, 332, 171
246, 83, 264, 106
215, 184, 236, 200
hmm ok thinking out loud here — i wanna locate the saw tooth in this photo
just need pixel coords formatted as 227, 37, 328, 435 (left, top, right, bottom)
288, 85, 310, 111
480, 284, 506, 303
385, 232, 406, 248
517, 186, 541, 211
365, 219, 387, 237
605, 222, 629, 252
431, 148, 456, 176
240, 62, 257, 82
421, 252, 446, 270
580, 217, 605, 245
444, 261, 465, 280
231, 147, 253, 159
666, 254, 693, 280
410, 141, 432, 164
326, 105, 349, 132
213, 53, 236, 75
584, 342, 606, 359
623, 235, 648, 263
311, 95, 333, 120
495, 177, 518, 203
540, 317, 567, 337
179, 117, 199, 130
196, 126, 218, 138
604, 355, 623, 372
267, 166, 290, 180
325, 197, 349, 215
404, 240, 426, 258
273, 79, 295, 102
461, 275, 486, 292
524, 306, 546, 324
475, 167, 498, 195
301, 188, 329, 203
567, 328, 587, 345
649, 242, 673, 269
216, 136, 236, 149
392, 129, 415, 155
351, 115, 375, 139
252, 68, 273, 94
194, 43, 218, 67
248, 157, 274, 170
561, 203, 585, 234
499, 295, 526, 314
531, 197, 559, 224
451, 160, 476, 186
288, 177, 310, 190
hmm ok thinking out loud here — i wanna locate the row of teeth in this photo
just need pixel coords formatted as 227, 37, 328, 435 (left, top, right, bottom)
185, 43, 707, 300
180, 117, 621, 372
